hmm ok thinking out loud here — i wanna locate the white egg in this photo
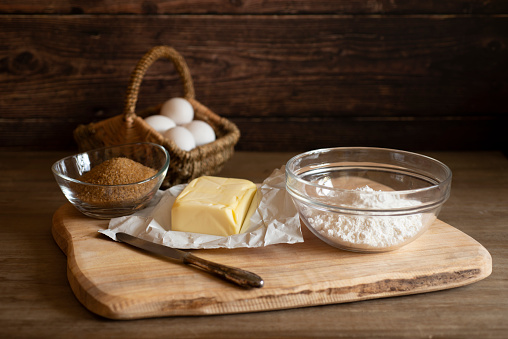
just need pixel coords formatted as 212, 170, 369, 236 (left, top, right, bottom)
163, 126, 196, 151
160, 97, 194, 125
144, 115, 176, 134
184, 120, 216, 146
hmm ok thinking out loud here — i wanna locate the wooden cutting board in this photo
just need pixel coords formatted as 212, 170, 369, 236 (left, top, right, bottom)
52, 203, 492, 320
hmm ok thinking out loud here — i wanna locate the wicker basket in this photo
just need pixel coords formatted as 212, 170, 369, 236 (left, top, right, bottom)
73, 46, 240, 188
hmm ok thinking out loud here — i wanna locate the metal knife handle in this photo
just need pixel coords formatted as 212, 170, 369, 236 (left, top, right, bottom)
183, 253, 264, 289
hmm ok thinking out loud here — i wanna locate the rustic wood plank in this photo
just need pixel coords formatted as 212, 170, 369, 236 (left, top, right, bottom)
3, 15, 507, 120
234, 117, 508, 152
1, 0, 507, 14
0, 15, 507, 151
1, 116, 505, 152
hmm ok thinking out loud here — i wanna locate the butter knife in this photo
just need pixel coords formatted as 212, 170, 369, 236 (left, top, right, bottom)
116, 232, 264, 289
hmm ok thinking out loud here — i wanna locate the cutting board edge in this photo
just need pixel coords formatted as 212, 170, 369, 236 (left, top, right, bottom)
67, 262, 493, 320
62, 248, 492, 320
52, 205, 127, 319
52, 206, 71, 256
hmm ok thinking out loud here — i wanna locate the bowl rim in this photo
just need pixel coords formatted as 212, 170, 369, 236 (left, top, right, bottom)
51, 142, 170, 187
285, 146, 452, 202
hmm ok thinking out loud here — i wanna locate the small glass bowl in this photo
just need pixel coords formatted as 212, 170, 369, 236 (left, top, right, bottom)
52, 142, 169, 219
286, 147, 452, 252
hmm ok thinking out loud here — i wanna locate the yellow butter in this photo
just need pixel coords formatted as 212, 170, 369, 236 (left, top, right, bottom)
171, 176, 258, 237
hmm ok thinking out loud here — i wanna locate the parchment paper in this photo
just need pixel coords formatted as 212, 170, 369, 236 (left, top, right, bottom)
99, 167, 303, 249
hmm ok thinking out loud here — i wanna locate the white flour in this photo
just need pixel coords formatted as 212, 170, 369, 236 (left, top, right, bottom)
303, 185, 425, 249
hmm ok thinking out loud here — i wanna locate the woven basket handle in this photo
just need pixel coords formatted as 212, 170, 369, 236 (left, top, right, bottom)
123, 46, 195, 121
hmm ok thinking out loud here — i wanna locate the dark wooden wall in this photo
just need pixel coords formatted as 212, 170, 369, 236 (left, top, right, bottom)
1, 1, 507, 152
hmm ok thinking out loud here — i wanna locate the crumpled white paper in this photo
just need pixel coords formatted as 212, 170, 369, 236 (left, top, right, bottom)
99, 166, 303, 249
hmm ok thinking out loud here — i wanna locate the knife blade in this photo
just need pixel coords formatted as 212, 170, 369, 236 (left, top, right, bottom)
116, 232, 264, 289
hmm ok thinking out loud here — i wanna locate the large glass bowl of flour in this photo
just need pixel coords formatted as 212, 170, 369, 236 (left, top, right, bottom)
285, 147, 452, 252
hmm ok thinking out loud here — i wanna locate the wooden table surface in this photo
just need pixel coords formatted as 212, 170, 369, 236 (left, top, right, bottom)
1, 150, 507, 338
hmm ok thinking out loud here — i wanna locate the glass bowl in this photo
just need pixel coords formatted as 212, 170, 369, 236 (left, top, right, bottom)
285, 147, 452, 252
52, 142, 169, 219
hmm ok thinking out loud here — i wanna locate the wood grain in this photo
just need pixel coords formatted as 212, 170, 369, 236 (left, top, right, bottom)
1, 0, 507, 14
51, 202, 491, 319
0, 14, 507, 151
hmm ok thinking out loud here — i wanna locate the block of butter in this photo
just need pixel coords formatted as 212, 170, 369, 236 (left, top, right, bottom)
171, 176, 259, 237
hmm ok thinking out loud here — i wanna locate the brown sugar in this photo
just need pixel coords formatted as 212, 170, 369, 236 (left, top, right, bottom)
75, 157, 158, 206
80, 157, 157, 185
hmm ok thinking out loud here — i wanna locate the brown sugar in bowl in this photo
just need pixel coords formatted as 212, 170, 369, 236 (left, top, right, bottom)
52, 142, 169, 219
